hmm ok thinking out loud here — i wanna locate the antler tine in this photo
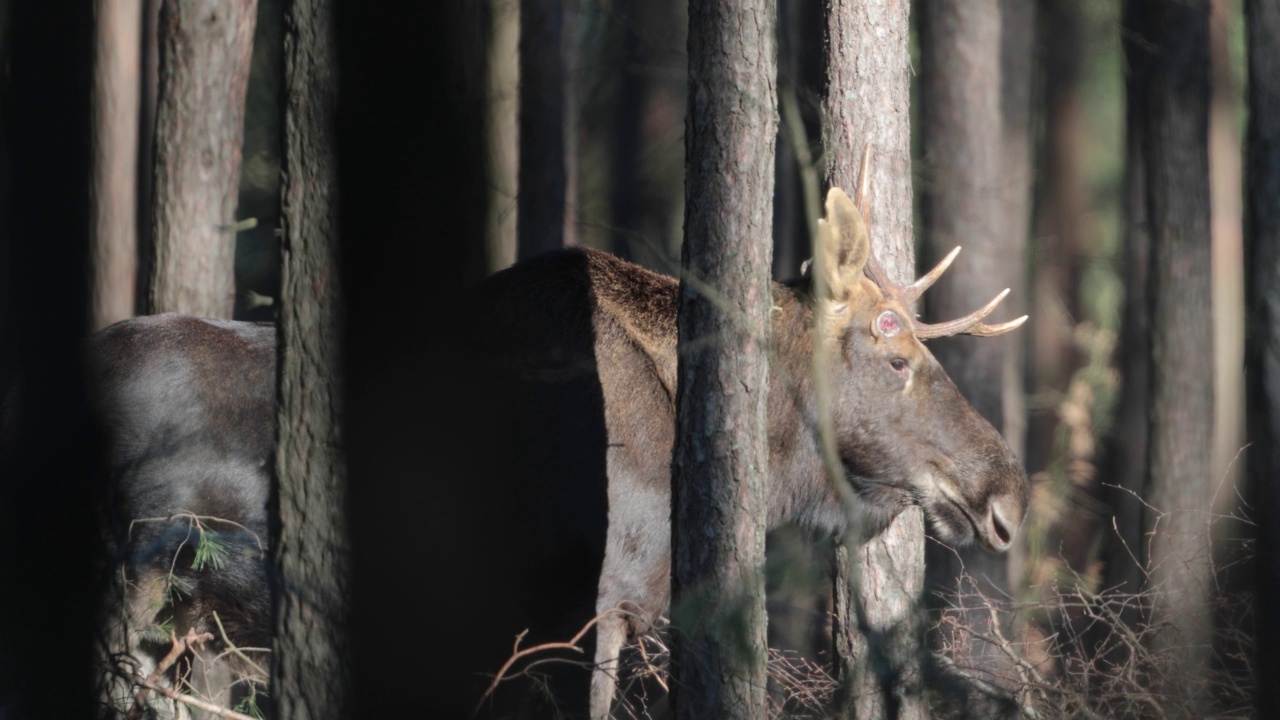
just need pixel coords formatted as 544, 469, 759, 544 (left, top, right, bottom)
854, 143, 873, 219
901, 246, 961, 306
855, 143, 904, 295
915, 287, 1020, 339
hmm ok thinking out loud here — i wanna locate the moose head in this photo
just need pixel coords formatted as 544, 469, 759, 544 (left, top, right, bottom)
787, 172, 1029, 553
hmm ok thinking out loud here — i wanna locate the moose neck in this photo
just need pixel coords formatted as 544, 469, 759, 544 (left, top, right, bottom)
760, 282, 850, 537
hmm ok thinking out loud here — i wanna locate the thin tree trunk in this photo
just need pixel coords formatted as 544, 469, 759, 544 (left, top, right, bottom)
483, 0, 518, 276
824, 1, 925, 717
998, 0, 1035, 590
91, 0, 142, 329
1027, 0, 1089, 477
1245, 0, 1280, 713
147, 0, 257, 317
1138, 0, 1215, 712
1101, 0, 1152, 623
272, 1, 347, 718
670, 1, 776, 717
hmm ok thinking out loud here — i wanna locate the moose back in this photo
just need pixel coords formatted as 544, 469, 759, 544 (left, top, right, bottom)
93, 187, 1029, 718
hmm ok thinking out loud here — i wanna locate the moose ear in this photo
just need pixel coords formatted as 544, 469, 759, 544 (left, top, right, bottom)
812, 187, 870, 307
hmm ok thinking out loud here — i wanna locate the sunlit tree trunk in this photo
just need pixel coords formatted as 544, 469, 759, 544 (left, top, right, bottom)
271, 0, 349, 717
147, 0, 257, 317
483, 0, 518, 276
824, 1, 925, 717
670, 1, 776, 717
91, 0, 142, 329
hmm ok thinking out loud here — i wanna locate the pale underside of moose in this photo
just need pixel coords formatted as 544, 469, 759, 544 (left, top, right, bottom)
92, 166, 1029, 718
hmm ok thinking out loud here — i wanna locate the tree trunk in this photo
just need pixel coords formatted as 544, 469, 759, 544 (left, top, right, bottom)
91, 0, 142, 329
823, 1, 925, 717
0, 3, 103, 717
1101, 0, 1152, 626
483, 0, 518, 277
609, 0, 686, 271
1028, 0, 1089, 475
517, 0, 566, 261
1245, 0, 1280, 713
1136, 0, 1215, 712
917, 0, 1028, 706
271, 0, 348, 717
670, 2, 776, 718
147, 0, 257, 317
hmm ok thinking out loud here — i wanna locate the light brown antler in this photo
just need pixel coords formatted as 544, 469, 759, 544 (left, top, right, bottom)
853, 143, 1027, 340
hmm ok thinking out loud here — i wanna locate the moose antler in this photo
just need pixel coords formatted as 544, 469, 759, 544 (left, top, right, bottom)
853, 144, 1027, 339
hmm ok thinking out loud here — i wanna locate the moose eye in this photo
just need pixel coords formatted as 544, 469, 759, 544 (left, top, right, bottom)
889, 357, 909, 374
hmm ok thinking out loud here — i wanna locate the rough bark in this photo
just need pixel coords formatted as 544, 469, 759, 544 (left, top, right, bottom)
517, 0, 566, 261
0, 3, 103, 717
91, 0, 142, 329
823, 1, 925, 717
1246, 0, 1280, 712
1137, 0, 1215, 712
147, 0, 257, 317
670, 1, 776, 717
272, 0, 348, 717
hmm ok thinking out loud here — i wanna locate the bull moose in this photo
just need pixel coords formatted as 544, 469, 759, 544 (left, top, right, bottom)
91, 177, 1028, 717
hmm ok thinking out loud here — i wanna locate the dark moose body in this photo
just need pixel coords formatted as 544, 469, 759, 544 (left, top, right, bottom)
94, 188, 1029, 718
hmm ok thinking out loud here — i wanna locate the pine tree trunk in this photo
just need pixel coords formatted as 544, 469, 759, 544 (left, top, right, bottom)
670, 2, 776, 717
91, 0, 142, 329
824, 1, 925, 717
1136, 0, 1215, 712
272, 0, 348, 717
917, 0, 1027, 705
1101, 0, 1152, 627
1245, 0, 1280, 713
147, 0, 256, 317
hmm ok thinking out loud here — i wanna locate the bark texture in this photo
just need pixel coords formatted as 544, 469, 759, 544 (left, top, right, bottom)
91, 0, 142, 329
148, 0, 256, 317
272, 0, 349, 717
823, 1, 925, 717
670, 1, 776, 717
1136, 0, 1215, 711
1246, 0, 1280, 713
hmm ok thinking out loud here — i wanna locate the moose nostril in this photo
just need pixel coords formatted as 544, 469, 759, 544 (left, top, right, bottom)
989, 509, 1013, 550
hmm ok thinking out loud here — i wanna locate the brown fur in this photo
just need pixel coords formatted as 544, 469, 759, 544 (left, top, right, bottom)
461, 189, 1029, 718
